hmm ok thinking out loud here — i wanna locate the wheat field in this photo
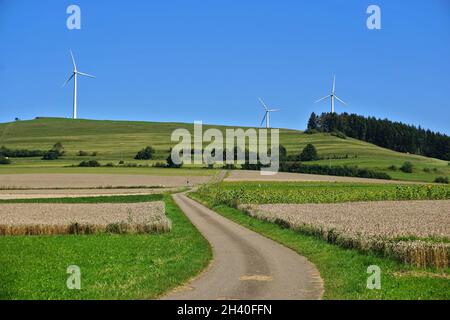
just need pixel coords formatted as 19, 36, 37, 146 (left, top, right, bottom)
240, 200, 450, 268
0, 201, 171, 235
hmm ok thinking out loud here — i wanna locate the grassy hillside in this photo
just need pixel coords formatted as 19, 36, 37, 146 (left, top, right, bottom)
0, 118, 448, 182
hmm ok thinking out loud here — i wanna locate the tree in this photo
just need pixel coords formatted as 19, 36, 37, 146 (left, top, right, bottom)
307, 112, 319, 131
53, 142, 64, 155
42, 150, 60, 160
434, 177, 449, 184
134, 146, 155, 160
42, 142, 65, 160
0, 156, 11, 165
279, 144, 287, 162
166, 151, 183, 168
78, 160, 101, 167
400, 161, 413, 173
300, 144, 319, 161
308, 112, 450, 161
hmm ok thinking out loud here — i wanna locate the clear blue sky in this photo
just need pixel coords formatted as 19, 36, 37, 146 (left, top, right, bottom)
1, 0, 449, 134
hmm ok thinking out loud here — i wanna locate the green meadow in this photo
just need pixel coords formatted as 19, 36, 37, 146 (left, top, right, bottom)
0, 194, 212, 300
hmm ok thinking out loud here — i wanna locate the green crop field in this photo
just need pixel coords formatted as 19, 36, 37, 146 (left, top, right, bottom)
0, 194, 212, 300
196, 181, 450, 206
0, 117, 449, 182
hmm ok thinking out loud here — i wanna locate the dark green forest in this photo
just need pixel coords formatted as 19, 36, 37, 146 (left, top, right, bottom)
307, 112, 450, 161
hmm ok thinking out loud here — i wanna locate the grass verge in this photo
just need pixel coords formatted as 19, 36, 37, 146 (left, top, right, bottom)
189, 192, 450, 300
0, 194, 212, 299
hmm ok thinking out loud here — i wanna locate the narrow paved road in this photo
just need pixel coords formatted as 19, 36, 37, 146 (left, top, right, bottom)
162, 193, 323, 300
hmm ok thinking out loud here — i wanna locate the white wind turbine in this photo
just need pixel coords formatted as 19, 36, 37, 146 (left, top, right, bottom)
62, 50, 95, 119
315, 75, 347, 113
258, 98, 280, 128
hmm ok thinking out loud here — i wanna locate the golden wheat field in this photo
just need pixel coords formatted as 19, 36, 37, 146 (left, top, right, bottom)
240, 200, 450, 268
0, 201, 171, 235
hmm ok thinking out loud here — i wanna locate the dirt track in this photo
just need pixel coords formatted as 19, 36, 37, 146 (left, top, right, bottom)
0, 174, 210, 189
162, 193, 323, 300
0, 188, 175, 200
226, 170, 418, 184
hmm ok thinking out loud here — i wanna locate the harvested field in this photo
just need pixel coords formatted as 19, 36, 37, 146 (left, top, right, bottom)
0, 188, 176, 200
0, 174, 210, 189
0, 201, 170, 235
226, 170, 418, 184
240, 200, 450, 268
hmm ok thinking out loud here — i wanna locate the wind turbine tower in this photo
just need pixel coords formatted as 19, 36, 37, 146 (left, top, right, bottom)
315, 75, 347, 113
63, 50, 95, 119
258, 98, 280, 129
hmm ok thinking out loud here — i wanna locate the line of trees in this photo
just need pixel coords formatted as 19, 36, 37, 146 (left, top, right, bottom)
0, 146, 45, 158
307, 112, 450, 161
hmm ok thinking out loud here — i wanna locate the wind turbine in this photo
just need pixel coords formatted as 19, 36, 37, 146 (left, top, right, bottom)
62, 50, 95, 119
315, 75, 347, 113
258, 98, 280, 128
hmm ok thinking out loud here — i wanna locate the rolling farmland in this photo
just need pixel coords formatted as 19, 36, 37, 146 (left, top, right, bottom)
1, 118, 449, 182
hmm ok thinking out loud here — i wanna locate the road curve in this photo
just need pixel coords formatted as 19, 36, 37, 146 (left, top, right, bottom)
162, 193, 323, 300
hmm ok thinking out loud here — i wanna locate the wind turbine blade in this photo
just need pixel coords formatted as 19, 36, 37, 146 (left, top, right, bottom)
269, 109, 280, 112
62, 73, 74, 87
334, 95, 347, 105
315, 95, 331, 103
332, 75, 336, 93
70, 49, 77, 70
258, 97, 269, 111
77, 71, 96, 78
260, 112, 267, 127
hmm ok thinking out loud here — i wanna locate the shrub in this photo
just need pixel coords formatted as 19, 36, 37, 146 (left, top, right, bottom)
119, 160, 125, 165
388, 165, 398, 171
279, 162, 391, 180
400, 161, 413, 173
166, 154, 183, 168
0, 146, 44, 158
434, 177, 449, 184
241, 161, 263, 171
78, 160, 101, 167
152, 162, 167, 168
300, 144, 319, 161
124, 163, 138, 167
423, 168, 431, 173
0, 156, 11, 165
91, 152, 98, 157
52, 142, 64, 155
279, 144, 287, 162
42, 150, 60, 160
105, 162, 115, 167
135, 146, 155, 160
304, 129, 318, 135
331, 131, 347, 139
42, 142, 65, 160
78, 151, 89, 156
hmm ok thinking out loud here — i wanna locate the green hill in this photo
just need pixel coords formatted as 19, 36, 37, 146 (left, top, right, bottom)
0, 118, 448, 182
